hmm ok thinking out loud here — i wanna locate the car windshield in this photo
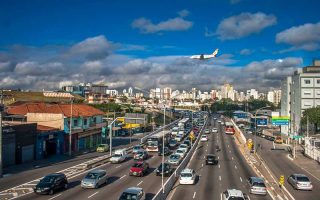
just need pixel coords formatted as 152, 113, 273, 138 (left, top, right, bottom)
170, 155, 180, 159
297, 176, 310, 182
147, 141, 158, 147
85, 173, 99, 179
132, 163, 143, 168
119, 192, 138, 200
228, 197, 244, 200
136, 151, 143, 155
170, 140, 177, 144
207, 155, 216, 159
177, 150, 183, 153
181, 173, 192, 178
98, 144, 106, 148
180, 145, 187, 148
253, 182, 266, 187
41, 176, 55, 183
134, 146, 141, 150
113, 154, 122, 157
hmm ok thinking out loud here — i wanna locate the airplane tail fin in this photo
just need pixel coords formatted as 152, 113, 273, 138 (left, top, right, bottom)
212, 49, 219, 56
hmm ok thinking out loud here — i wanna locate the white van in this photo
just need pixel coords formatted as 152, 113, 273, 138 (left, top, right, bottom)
110, 149, 128, 163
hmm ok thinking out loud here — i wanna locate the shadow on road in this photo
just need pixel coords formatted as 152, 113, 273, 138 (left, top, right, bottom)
107, 176, 120, 185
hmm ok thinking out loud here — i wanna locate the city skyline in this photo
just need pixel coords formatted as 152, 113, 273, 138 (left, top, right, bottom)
0, 0, 319, 91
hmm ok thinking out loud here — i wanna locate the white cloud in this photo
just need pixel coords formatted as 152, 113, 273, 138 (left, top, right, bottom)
240, 48, 253, 55
132, 11, 193, 34
178, 9, 190, 17
276, 22, 320, 51
215, 12, 277, 40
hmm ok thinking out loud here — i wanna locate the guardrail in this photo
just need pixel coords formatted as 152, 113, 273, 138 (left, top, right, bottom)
0, 119, 180, 200
230, 119, 247, 144
152, 116, 208, 200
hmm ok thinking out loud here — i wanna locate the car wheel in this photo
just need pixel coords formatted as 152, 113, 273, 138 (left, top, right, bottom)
49, 189, 54, 195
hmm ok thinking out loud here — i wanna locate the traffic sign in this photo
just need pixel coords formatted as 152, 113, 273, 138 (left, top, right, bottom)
279, 175, 285, 186
272, 116, 289, 126
290, 135, 303, 139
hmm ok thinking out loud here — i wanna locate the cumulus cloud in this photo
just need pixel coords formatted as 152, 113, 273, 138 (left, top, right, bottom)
0, 35, 303, 92
240, 48, 253, 55
215, 12, 277, 40
68, 35, 115, 60
132, 10, 193, 34
276, 22, 320, 51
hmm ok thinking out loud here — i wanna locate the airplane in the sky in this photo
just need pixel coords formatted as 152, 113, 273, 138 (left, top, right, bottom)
190, 49, 219, 60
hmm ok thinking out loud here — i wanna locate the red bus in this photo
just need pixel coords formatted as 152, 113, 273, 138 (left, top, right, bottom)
225, 122, 235, 135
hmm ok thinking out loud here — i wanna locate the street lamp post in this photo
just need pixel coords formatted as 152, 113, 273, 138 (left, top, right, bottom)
69, 98, 73, 156
254, 106, 271, 154
162, 104, 166, 193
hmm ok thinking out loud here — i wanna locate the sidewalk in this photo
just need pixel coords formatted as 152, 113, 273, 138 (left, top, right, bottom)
289, 145, 320, 182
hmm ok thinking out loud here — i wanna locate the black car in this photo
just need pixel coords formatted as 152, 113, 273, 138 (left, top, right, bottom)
156, 163, 173, 176
168, 139, 178, 149
34, 173, 68, 195
158, 147, 170, 156
206, 154, 218, 165
183, 140, 191, 148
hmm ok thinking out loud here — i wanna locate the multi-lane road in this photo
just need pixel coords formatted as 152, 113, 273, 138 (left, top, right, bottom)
245, 130, 320, 200
169, 117, 272, 200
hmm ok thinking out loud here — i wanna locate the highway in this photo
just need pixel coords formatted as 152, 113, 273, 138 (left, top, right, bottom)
169, 117, 272, 200
244, 130, 320, 200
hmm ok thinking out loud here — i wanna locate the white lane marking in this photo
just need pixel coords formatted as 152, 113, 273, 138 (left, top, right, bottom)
193, 192, 196, 199
235, 165, 237, 169
229, 150, 231, 153
205, 149, 207, 152
115, 165, 122, 169
220, 193, 222, 200
88, 191, 99, 199
240, 177, 242, 182
228, 145, 230, 148
218, 164, 220, 168
120, 175, 126, 179
219, 176, 221, 181
202, 163, 204, 167
204, 156, 206, 159
232, 157, 234, 160
207, 144, 209, 147
137, 181, 143, 186
48, 194, 62, 200
218, 156, 219, 159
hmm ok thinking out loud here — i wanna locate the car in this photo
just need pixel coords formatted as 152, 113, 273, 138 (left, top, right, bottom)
81, 169, 107, 189
222, 189, 245, 200
34, 173, 68, 195
175, 134, 183, 142
133, 145, 144, 154
184, 139, 191, 147
201, 135, 208, 142
217, 120, 222, 123
96, 144, 109, 152
206, 154, 218, 165
212, 128, 218, 133
178, 144, 189, 151
119, 187, 145, 200
134, 150, 149, 160
175, 148, 187, 158
158, 146, 170, 156
169, 139, 178, 149
129, 161, 149, 177
205, 129, 210, 134
110, 149, 128, 163
156, 163, 173, 176
179, 168, 196, 185
248, 177, 267, 195
167, 154, 182, 165
288, 174, 313, 190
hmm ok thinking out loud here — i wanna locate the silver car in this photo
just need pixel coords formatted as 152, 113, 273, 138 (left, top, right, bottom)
167, 154, 182, 165
81, 169, 107, 189
288, 174, 313, 190
248, 177, 267, 195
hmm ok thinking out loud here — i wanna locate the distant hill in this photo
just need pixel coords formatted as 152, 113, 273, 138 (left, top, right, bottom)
2, 90, 84, 105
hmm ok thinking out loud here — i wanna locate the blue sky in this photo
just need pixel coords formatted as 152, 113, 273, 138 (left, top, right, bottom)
0, 0, 320, 91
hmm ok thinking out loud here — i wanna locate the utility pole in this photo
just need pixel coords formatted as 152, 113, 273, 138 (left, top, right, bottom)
0, 89, 3, 178
69, 98, 73, 156
162, 104, 165, 194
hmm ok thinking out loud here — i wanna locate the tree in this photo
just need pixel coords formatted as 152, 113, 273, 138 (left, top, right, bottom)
301, 107, 320, 133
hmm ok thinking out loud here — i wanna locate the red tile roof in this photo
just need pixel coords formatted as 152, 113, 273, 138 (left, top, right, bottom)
37, 125, 59, 132
7, 102, 104, 117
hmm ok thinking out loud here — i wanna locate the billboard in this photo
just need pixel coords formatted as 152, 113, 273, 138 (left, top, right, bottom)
272, 116, 289, 126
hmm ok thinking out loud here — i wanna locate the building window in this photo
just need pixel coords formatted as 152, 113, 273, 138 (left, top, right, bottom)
93, 117, 96, 123
74, 119, 78, 126
304, 80, 311, 84
84, 119, 87, 126
317, 79, 320, 84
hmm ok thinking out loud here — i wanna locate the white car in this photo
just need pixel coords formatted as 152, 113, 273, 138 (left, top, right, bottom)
179, 168, 196, 185
178, 144, 189, 152
222, 189, 245, 200
212, 128, 218, 133
175, 148, 187, 158
288, 174, 313, 190
175, 134, 183, 142
201, 135, 208, 142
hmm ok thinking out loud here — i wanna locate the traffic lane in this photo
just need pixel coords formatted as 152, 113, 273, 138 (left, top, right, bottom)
224, 133, 272, 200
171, 126, 215, 199
16, 152, 165, 200
256, 136, 320, 200
0, 138, 142, 192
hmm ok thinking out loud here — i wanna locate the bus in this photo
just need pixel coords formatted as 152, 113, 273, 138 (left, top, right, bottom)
146, 130, 171, 152
225, 122, 235, 135
178, 118, 190, 129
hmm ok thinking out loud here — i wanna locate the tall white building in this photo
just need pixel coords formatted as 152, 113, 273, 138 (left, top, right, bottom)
128, 87, 133, 96
268, 90, 281, 105
246, 89, 258, 99
281, 61, 320, 136
163, 87, 172, 100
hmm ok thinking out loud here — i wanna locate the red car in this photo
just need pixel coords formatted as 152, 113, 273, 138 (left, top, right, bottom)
129, 161, 149, 177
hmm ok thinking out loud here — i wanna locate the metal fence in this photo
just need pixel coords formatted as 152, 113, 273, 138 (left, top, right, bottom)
304, 137, 320, 162
152, 117, 208, 200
